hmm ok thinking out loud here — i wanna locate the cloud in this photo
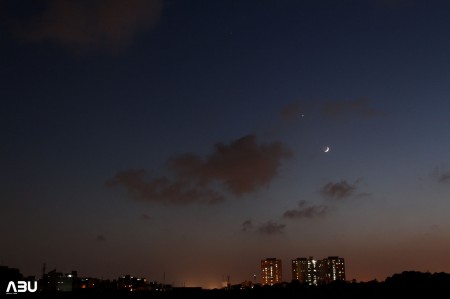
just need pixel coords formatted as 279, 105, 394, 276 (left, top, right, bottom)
108, 135, 292, 205
433, 166, 450, 183
6, 0, 163, 53
168, 135, 293, 196
356, 192, 371, 198
257, 221, 286, 235
283, 200, 328, 219
438, 173, 450, 183
107, 169, 224, 205
241, 219, 253, 232
321, 97, 381, 119
321, 180, 357, 199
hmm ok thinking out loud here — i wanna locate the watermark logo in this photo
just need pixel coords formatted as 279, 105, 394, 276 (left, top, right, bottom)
5, 281, 38, 295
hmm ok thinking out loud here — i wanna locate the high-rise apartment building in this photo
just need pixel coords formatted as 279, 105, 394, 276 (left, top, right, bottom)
319, 256, 346, 284
292, 256, 345, 285
261, 258, 282, 286
292, 257, 317, 285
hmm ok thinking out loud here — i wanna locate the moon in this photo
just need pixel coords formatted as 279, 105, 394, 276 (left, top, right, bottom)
323, 146, 330, 153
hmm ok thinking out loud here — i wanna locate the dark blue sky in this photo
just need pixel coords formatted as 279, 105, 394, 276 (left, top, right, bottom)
1, 0, 450, 288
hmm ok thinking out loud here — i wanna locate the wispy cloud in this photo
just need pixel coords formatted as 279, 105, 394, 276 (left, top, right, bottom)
5, 0, 163, 53
283, 200, 328, 219
108, 135, 292, 205
241, 219, 253, 232
257, 221, 286, 235
438, 173, 450, 183
321, 180, 357, 200
107, 169, 224, 205
433, 166, 450, 183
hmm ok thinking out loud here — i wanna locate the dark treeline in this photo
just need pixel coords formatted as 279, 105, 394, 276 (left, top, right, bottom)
6, 271, 450, 299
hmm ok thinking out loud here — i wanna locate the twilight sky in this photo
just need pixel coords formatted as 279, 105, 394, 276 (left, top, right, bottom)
1, 0, 450, 289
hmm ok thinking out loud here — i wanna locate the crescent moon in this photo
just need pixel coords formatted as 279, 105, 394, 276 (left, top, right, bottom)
324, 146, 330, 153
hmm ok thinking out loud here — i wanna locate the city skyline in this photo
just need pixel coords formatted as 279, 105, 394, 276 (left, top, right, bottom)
0, 255, 366, 290
3, 264, 450, 298
2, 255, 347, 289
2, 0, 450, 289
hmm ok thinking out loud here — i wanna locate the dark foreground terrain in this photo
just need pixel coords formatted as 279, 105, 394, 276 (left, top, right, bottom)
4, 271, 450, 299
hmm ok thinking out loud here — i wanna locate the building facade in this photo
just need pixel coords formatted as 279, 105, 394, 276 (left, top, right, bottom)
292, 256, 345, 285
319, 256, 346, 284
261, 258, 282, 286
292, 257, 317, 285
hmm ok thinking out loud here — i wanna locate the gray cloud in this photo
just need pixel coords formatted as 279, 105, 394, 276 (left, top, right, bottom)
356, 192, 371, 198
241, 219, 253, 232
283, 200, 328, 219
167, 135, 293, 196
433, 166, 450, 183
438, 173, 450, 183
257, 221, 286, 235
5, 0, 163, 53
321, 97, 381, 119
321, 180, 357, 200
108, 135, 292, 205
107, 169, 224, 205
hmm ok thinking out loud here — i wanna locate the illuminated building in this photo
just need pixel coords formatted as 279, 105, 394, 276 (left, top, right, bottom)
117, 275, 148, 291
318, 256, 346, 284
292, 257, 317, 285
261, 258, 282, 286
41, 269, 78, 292
292, 256, 345, 285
